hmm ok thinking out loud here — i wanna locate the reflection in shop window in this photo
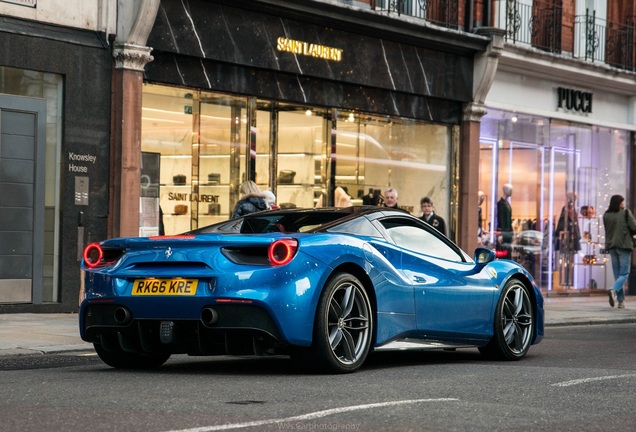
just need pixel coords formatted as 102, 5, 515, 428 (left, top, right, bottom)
335, 112, 450, 219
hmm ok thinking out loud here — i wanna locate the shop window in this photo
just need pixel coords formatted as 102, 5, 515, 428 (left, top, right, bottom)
336, 112, 450, 219
142, 85, 247, 234
142, 85, 451, 235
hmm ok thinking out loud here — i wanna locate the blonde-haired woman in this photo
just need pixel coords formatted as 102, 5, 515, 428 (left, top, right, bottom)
231, 180, 268, 218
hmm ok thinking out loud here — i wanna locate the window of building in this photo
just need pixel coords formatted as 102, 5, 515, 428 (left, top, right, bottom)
480, 108, 630, 292
141, 84, 451, 235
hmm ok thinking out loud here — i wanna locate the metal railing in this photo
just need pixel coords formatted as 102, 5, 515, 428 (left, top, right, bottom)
372, 0, 458, 30
573, 9, 634, 71
494, 0, 561, 53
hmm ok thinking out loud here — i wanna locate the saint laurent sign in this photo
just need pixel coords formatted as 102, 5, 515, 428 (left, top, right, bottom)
276, 37, 343, 62
557, 87, 592, 113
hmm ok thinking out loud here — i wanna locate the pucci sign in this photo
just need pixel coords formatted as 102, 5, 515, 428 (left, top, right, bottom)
557, 87, 593, 113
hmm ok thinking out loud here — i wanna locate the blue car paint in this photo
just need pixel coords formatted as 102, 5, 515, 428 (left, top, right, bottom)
80, 210, 544, 356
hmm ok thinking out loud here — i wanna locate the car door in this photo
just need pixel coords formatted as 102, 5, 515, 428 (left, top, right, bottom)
379, 217, 497, 341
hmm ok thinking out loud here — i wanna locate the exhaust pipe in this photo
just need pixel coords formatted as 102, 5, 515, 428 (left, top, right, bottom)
201, 307, 219, 326
113, 307, 131, 324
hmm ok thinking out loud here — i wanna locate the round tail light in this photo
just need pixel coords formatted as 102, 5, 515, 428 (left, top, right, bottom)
83, 243, 103, 268
268, 239, 298, 266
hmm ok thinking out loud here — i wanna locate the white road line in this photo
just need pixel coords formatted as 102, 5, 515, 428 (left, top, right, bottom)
552, 374, 636, 387
165, 398, 459, 432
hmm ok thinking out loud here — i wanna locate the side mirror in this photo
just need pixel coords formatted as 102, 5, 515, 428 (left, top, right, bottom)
474, 247, 496, 266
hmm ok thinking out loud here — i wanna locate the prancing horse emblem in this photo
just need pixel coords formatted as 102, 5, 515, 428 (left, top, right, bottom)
165, 247, 173, 259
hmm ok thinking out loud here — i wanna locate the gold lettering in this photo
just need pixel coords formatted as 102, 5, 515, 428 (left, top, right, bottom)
276, 37, 342, 62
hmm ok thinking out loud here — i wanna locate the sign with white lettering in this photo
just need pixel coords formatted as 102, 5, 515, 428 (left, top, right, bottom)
68, 151, 97, 173
0, 0, 36, 7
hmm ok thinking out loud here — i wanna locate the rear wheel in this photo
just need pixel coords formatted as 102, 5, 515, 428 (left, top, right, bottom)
93, 342, 170, 369
479, 278, 534, 360
294, 272, 373, 373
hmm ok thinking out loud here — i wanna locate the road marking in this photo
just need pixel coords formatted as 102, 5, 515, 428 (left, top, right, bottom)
552, 374, 636, 387
165, 398, 459, 432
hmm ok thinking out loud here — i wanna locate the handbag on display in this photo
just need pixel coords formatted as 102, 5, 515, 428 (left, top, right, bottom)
277, 170, 296, 184
174, 204, 188, 215
173, 174, 186, 185
208, 203, 221, 215
207, 173, 221, 184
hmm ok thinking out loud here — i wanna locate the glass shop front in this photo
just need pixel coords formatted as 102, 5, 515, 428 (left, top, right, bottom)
479, 108, 630, 293
140, 84, 452, 236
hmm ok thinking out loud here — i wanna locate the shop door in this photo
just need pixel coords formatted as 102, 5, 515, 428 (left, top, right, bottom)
0, 95, 46, 304
480, 139, 548, 288
480, 138, 580, 291
496, 141, 546, 285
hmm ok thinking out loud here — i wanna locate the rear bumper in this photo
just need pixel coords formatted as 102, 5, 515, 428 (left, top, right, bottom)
81, 302, 288, 356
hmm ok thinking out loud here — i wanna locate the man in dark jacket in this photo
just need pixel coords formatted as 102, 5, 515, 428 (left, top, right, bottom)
419, 197, 446, 236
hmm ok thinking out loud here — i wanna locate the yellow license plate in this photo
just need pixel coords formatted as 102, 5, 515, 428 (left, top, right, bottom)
132, 279, 198, 296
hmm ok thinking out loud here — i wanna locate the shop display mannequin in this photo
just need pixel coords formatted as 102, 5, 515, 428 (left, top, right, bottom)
496, 184, 513, 258
478, 190, 486, 244
555, 192, 581, 287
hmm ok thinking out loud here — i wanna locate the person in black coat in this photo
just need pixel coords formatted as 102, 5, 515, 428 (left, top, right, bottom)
420, 196, 446, 236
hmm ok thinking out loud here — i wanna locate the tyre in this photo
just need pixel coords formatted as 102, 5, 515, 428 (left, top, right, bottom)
94, 342, 171, 369
479, 278, 534, 360
297, 272, 373, 373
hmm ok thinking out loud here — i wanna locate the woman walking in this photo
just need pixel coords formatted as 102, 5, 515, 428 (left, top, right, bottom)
602, 194, 636, 308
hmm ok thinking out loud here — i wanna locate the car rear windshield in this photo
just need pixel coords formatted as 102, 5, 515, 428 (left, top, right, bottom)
190, 211, 353, 234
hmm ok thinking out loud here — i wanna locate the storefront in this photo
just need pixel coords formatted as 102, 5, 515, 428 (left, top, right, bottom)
139, 0, 491, 238
0, 18, 112, 311
481, 68, 633, 294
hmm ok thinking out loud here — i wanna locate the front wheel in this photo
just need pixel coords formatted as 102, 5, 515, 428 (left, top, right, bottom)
295, 272, 373, 373
479, 278, 534, 360
94, 343, 171, 369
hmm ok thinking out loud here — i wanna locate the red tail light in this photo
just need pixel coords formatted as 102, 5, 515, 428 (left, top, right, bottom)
82, 243, 124, 268
268, 239, 298, 266
495, 250, 509, 258
83, 243, 104, 268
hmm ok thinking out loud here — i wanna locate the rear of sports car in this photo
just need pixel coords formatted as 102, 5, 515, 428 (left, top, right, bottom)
79, 233, 325, 368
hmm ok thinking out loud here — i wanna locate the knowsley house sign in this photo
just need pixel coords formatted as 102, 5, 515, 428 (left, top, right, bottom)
276, 37, 343, 62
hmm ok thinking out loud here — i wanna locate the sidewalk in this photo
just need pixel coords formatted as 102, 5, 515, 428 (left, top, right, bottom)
1, 295, 635, 357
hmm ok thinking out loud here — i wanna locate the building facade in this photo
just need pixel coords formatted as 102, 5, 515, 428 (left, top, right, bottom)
0, 0, 114, 311
1, 0, 635, 312
478, 0, 636, 294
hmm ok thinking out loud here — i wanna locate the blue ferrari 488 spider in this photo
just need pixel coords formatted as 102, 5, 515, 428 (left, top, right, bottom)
80, 206, 544, 373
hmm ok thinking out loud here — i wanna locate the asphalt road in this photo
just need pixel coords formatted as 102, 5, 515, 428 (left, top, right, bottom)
1, 323, 636, 432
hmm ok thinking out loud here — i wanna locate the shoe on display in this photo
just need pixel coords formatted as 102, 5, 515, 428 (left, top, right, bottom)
618, 301, 625, 309
608, 290, 615, 307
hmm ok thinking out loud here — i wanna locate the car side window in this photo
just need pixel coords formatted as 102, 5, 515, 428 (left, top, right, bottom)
380, 218, 464, 262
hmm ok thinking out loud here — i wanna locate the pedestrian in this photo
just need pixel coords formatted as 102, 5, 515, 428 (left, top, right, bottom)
384, 187, 399, 209
602, 194, 636, 308
420, 196, 446, 235
231, 180, 268, 218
